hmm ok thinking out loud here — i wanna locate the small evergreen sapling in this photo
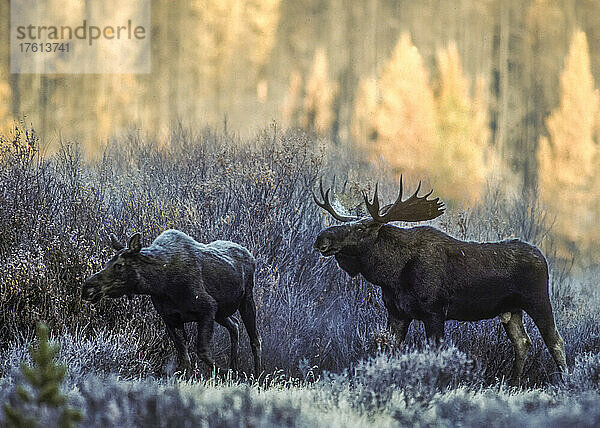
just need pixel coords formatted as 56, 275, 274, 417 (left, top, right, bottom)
2, 323, 83, 428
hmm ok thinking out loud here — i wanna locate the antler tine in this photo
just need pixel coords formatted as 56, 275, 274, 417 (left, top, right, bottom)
312, 178, 327, 209
363, 183, 382, 219
398, 175, 404, 201
389, 175, 404, 205
380, 176, 404, 217
312, 177, 358, 222
373, 183, 379, 210
406, 180, 422, 200
312, 178, 325, 205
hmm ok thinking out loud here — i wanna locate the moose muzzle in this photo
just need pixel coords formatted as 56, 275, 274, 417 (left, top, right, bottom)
81, 276, 103, 303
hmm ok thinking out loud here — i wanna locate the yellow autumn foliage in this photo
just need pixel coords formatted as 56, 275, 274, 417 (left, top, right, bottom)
245, 0, 282, 75
351, 76, 378, 145
0, 80, 11, 135
537, 30, 600, 256
281, 70, 303, 128
434, 42, 491, 203
352, 36, 497, 205
370, 33, 438, 179
302, 48, 338, 136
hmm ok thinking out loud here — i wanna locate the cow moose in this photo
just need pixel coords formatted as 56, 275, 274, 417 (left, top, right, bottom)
312, 177, 567, 385
82, 229, 262, 377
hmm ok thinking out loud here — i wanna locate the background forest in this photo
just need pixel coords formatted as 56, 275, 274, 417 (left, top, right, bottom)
1, 0, 600, 261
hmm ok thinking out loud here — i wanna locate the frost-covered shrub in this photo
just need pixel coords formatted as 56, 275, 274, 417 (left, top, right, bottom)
0, 329, 155, 382
54, 330, 155, 380
60, 377, 362, 427
322, 346, 481, 411
385, 387, 600, 427
4, 353, 600, 427
564, 352, 600, 391
76, 378, 199, 427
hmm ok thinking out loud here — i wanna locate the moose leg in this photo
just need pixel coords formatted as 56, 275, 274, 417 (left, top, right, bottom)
165, 323, 192, 376
216, 316, 240, 371
388, 316, 412, 345
382, 289, 411, 345
501, 311, 532, 386
526, 304, 567, 379
196, 316, 217, 371
424, 315, 445, 345
239, 294, 262, 377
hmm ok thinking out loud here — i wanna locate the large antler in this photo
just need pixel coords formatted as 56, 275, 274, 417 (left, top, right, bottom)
363, 176, 445, 223
312, 178, 358, 222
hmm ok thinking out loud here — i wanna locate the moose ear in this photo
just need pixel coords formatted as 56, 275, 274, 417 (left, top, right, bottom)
128, 233, 142, 253
110, 234, 125, 252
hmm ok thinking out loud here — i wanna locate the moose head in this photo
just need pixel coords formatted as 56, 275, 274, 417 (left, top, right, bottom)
81, 233, 143, 303
313, 177, 445, 258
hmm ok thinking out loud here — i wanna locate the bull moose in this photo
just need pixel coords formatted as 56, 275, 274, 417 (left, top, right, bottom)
313, 177, 567, 385
82, 229, 262, 377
